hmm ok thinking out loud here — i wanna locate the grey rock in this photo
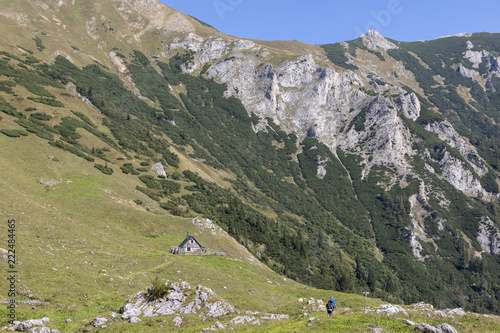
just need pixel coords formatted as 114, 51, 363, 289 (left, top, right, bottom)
202, 321, 225, 331
173, 316, 182, 327
415, 323, 458, 333
376, 304, 408, 316
28, 327, 50, 333
119, 281, 235, 320
445, 308, 466, 317
120, 303, 142, 319
229, 316, 256, 325
90, 317, 108, 327
395, 93, 420, 121
129, 317, 141, 324
457, 63, 474, 79
149, 162, 166, 177
425, 120, 487, 177
11, 318, 49, 332
366, 326, 384, 333
362, 30, 399, 50
415, 323, 441, 333
436, 323, 458, 333
403, 319, 416, 326
260, 314, 289, 321
478, 217, 500, 255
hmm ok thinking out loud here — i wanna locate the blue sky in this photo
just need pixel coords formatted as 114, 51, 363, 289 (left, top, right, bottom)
159, 0, 500, 45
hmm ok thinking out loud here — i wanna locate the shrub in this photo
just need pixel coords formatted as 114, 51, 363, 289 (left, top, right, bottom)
30, 112, 53, 121
1, 129, 21, 137
94, 163, 113, 175
27, 96, 64, 107
149, 277, 170, 300
120, 163, 139, 175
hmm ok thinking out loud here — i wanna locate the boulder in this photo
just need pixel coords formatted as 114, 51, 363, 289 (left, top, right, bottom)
90, 317, 108, 327
173, 316, 183, 327
149, 162, 166, 177
376, 304, 408, 316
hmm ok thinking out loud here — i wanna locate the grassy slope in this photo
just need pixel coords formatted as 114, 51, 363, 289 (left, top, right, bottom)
0, 113, 498, 331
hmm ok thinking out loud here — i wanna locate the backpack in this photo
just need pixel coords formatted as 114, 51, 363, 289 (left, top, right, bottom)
326, 302, 333, 311
329, 298, 336, 309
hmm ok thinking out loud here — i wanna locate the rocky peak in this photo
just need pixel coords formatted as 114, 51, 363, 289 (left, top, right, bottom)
361, 30, 399, 50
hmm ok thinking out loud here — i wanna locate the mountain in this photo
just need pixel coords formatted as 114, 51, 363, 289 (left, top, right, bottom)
1, 0, 500, 330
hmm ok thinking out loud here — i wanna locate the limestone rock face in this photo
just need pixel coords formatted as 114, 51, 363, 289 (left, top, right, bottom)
478, 217, 500, 255
457, 63, 475, 79
462, 47, 500, 75
338, 95, 416, 176
207, 52, 369, 152
395, 93, 421, 121
425, 121, 487, 176
169, 33, 255, 73
438, 151, 485, 197
205, 41, 490, 200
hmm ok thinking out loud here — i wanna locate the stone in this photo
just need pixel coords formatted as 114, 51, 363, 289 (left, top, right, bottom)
260, 314, 289, 321
446, 308, 466, 317
436, 323, 458, 333
29, 327, 51, 333
395, 93, 420, 121
149, 162, 166, 177
118, 281, 235, 321
120, 303, 142, 319
90, 317, 108, 327
477, 217, 500, 255
129, 317, 141, 324
173, 316, 182, 327
202, 321, 225, 331
376, 304, 408, 316
403, 319, 416, 326
415, 323, 440, 333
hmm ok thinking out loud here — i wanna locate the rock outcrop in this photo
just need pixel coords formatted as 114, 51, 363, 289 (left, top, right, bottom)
149, 162, 167, 177
478, 217, 500, 255
8, 317, 56, 332
119, 281, 236, 326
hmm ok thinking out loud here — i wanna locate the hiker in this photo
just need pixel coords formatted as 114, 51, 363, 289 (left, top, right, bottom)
326, 296, 336, 317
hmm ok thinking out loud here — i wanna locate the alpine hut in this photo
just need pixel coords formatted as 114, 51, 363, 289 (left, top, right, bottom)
170, 233, 205, 255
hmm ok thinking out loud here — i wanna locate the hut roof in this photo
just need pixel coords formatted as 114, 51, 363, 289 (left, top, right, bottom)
177, 234, 203, 249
